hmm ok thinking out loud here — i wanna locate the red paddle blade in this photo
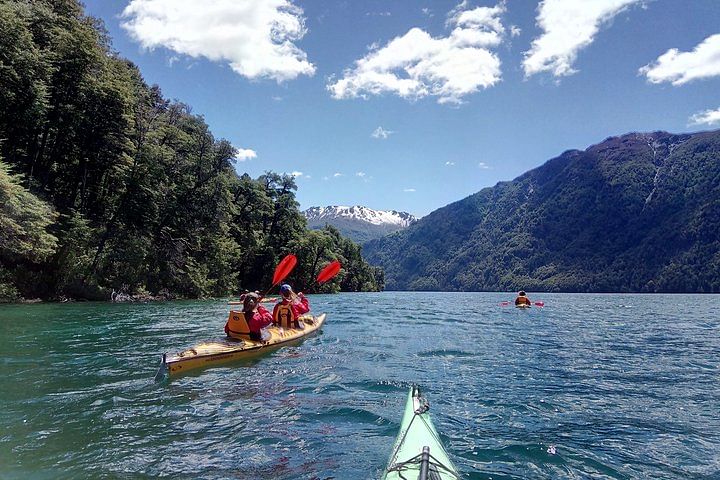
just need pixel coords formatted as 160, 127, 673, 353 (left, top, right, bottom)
317, 260, 341, 284
499, 301, 510, 306
273, 254, 297, 285
534, 301, 545, 307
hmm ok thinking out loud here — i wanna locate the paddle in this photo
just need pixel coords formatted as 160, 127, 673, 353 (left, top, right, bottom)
228, 297, 277, 305
316, 260, 341, 284
260, 253, 298, 299
286, 260, 342, 302
230, 257, 339, 305
499, 299, 545, 307
274, 260, 341, 328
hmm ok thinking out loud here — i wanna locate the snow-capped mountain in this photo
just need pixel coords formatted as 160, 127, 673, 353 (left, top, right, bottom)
303, 205, 417, 243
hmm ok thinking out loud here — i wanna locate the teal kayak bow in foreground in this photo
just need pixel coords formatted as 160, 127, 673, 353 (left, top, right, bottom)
383, 386, 461, 480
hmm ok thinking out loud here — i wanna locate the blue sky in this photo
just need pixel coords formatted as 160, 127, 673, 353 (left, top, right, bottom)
83, 0, 720, 217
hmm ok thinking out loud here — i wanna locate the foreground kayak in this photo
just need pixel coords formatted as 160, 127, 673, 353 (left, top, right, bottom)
383, 386, 461, 480
155, 313, 326, 379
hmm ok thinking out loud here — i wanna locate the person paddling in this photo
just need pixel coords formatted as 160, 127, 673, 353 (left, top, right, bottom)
225, 292, 273, 341
514, 290, 532, 307
273, 284, 310, 329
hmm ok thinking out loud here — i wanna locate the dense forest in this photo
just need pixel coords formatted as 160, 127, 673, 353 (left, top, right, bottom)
364, 130, 720, 293
0, 0, 382, 302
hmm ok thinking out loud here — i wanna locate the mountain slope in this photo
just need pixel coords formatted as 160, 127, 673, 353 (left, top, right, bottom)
363, 130, 720, 293
304, 206, 416, 243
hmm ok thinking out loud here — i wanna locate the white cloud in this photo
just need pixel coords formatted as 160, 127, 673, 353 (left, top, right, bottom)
445, 161, 455, 166
234, 148, 257, 161
289, 171, 303, 178
523, 0, 644, 78
355, 172, 366, 177
689, 107, 720, 126
403, 188, 416, 192
640, 34, 720, 85
421, 8, 433, 18
371, 126, 394, 139
121, 0, 315, 82
333, 172, 344, 177
478, 162, 490, 169
328, 3, 506, 104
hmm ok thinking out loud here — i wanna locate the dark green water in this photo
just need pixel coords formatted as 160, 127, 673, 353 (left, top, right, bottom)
1, 292, 718, 479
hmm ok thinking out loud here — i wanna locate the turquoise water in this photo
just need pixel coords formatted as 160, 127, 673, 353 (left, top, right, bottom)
1, 292, 718, 479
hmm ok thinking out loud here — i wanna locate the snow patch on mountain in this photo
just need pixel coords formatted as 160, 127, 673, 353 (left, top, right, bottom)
304, 206, 416, 227
303, 205, 417, 243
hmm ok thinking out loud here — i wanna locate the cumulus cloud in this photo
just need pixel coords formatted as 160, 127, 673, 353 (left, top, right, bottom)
689, 107, 720, 126
403, 188, 416, 192
523, 0, 644, 78
371, 126, 394, 139
355, 172, 366, 177
289, 171, 303, 178
121, 0, 315, 82
333, 173, 344, 177
234, 148, 257, 161
328, 3, 506, 104
478, 162, 490, 169
640, 34, 720, 85
445, 161, 455, 166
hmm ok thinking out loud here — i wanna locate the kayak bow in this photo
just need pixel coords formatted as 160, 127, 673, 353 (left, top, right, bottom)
383, 386, 461, 480
155, 313, 326, 379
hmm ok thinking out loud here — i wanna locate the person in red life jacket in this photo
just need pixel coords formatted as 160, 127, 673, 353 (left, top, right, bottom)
224, 292, 272, 341
273, 284, 310, 329
514, 290, 532, 307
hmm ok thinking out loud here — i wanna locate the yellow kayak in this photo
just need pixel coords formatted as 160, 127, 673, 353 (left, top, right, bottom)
155, 313, 326, 379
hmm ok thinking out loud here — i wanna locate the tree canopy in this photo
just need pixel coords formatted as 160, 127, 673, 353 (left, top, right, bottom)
0, 0, 382, 301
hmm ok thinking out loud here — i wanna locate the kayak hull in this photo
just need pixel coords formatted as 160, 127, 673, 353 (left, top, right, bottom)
159, 313, 326, 378
383, 386, 460, 480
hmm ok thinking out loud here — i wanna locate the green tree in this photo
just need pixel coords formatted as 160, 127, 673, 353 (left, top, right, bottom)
0, 160, 57, 301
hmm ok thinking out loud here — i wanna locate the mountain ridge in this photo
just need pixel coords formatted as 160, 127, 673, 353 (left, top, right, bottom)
304, 205, 417, 243
363, 129, 720, 293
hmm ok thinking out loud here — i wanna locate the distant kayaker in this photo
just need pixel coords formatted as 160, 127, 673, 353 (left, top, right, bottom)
273, 284, 310, 329
514, 290, 532, 306
224, 292, 273, 341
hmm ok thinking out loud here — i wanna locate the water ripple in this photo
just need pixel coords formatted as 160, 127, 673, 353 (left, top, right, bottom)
1, 293, 719, 479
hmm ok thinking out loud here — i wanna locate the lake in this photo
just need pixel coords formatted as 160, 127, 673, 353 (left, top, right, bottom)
1, 292, 718, 479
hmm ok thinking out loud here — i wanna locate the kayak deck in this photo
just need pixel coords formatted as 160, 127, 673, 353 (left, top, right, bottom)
157, 313, 326, 378
383, 386, 461, 480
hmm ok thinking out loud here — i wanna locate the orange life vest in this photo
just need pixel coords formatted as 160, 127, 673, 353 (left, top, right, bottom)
515, 296, 531, 306
226, 310, 251, 339
274, 303, 296, 329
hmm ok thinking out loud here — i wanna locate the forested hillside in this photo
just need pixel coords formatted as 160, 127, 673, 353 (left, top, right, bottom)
0, 0, 382, 301
364, 130, 720, 293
